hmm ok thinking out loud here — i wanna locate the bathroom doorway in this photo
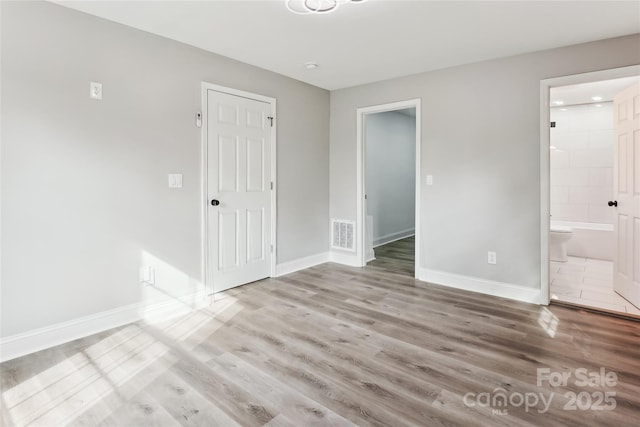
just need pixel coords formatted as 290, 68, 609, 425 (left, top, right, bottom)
356, 99, 421, 275
540, 66, 640, 317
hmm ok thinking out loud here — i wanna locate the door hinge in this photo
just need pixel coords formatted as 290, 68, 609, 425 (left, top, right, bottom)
267, 116, 274, 127
270, 244, 274, 253
270, 181, 274, 190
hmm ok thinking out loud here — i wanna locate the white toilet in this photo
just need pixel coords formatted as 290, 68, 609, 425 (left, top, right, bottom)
550, 225, 573, 262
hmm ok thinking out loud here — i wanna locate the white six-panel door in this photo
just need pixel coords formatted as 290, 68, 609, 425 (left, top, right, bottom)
207, 89, 272, 293
613, 82, 640, 309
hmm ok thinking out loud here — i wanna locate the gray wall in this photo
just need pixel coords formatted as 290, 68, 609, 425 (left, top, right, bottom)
1, 1, 329, 337
365, 111, 415, 244
330, 34, 640, 289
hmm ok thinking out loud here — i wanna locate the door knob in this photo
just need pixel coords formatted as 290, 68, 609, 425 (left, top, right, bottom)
211, 199, 220, 206
607, 200, 618, 207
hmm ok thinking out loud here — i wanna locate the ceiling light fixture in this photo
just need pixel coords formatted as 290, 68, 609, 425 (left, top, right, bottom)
286, 0, 366, 15
305, 62, 319, 69
592, 96, 603, 101
553, 101, 564, 106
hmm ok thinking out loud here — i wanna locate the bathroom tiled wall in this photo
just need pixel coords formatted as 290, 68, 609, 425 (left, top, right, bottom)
550, 102, 614, 224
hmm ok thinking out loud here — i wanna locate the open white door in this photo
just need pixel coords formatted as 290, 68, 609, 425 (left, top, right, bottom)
206, 88, 273, 293
613, 82, 640, 309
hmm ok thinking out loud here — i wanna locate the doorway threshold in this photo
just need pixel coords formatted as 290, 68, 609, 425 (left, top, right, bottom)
550, 299, 640, 322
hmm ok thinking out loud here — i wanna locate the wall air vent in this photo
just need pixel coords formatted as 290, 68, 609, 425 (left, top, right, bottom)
331, 219, 355, 251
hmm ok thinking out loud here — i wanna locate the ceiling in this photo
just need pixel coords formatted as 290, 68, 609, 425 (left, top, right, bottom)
396, 107, 416, 118
54, 0, 640, 91
551, 76, 640, 107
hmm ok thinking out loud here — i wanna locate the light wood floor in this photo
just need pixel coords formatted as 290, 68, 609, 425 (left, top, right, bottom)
2, 238, 640, 426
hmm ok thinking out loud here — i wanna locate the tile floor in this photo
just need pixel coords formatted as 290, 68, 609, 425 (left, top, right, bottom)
550, 256, 640, 316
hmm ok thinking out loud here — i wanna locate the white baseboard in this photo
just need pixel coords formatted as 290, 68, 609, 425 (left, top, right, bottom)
139, 289, 210, 324
0, 289, 210, 363
373, 228, 415, 248
275, 252, 330, 277
329, 251, 363, 267
418, 268, 541, 305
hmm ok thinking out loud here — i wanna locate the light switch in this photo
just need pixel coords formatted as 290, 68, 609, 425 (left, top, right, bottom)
426, 175, 433, 186
90, 82, 102, 100
168, 174, 183, 188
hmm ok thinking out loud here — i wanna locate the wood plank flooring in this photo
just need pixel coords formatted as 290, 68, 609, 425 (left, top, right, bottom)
368, 236, 415, 276
2, 238, 640, 426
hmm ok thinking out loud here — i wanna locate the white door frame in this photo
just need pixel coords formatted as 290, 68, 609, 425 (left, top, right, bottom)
201, 82, 277, 295
539, 65, 640, 305
356, 98, 422, 274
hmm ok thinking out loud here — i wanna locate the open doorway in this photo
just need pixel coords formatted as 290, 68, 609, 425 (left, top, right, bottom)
356, 99, 421, 277
540, 66, 640, 317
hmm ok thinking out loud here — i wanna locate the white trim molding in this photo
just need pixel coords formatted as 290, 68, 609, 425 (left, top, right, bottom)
419, 268, 541, 305
329, 251, 363, 267
373, 228, 415, 248
0, 290, 210, 363
539, 65, 640, 306
275, 252, 330, 277
1, 305, 138, 363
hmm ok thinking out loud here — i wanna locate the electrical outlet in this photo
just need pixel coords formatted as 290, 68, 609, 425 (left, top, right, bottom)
488, 251, 497, 265
139, 266, 155, 285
